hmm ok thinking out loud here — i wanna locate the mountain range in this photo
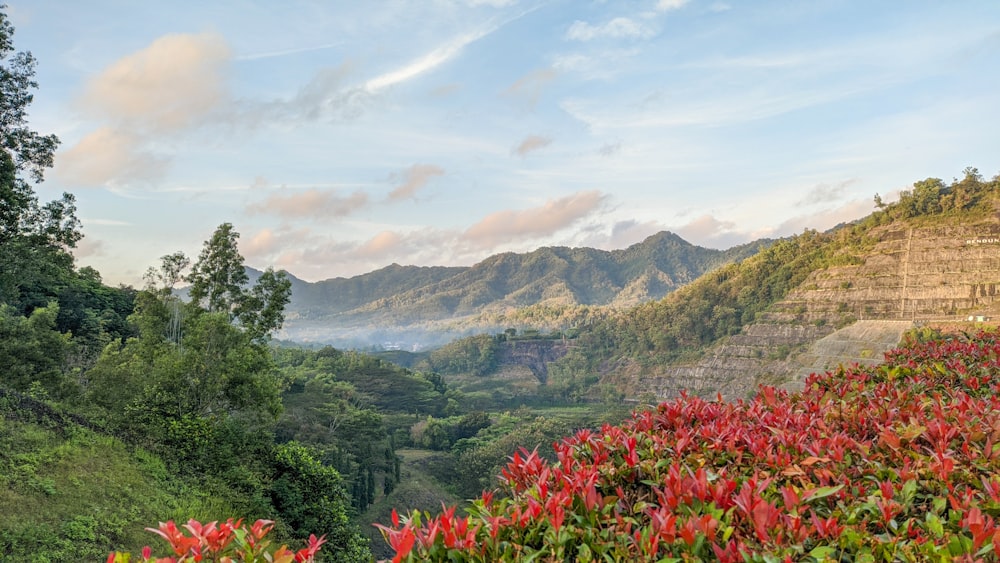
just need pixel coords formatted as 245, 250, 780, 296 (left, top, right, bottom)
266, 231, 769, 347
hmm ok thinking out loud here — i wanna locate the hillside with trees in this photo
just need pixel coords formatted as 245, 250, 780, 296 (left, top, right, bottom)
273, 233, 769, 347
0, 11, 369, 559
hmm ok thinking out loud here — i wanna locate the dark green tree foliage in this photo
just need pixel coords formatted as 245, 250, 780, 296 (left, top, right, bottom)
275, 346, 442, 513
0, 8, 79, 314
55, 267, 135, 348
239, 267, 292, 343
0, 8, 58, 182
423, 333, 501, 375
269, 442, 371, 563
187, 223, 248, 316
0, 6, 133, 393
187, 223, 291, 342
0, 302, 69, 397
877, 167, 994, 220
88, 232, 370, 558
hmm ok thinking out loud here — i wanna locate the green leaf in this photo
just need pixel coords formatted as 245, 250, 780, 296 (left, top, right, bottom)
809, 545, 838, 559
806, 485, 844, 502
925, 513, 944, 538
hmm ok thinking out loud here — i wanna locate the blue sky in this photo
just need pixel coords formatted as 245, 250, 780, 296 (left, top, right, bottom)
9, 1, 1000, 284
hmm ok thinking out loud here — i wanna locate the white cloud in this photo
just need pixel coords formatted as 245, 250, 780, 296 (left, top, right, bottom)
72, 236, 107, 259
246, 188, 370, 219
365, 27, 494, 92
565, 17, 655, 41
796, 179, 859, 207
356, 231, 407, 258
655, 0, 689, 12
236, 43, 340, 61
504, 67, 557, 108
465, 0, 518, 6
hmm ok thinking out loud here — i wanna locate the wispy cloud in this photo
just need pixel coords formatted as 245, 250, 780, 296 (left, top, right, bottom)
796, 179, 858, 207
597, 141, 623, 157
388, 164, 445, 201
673, 214, 739, 247
576, 219, 666, 250
247, 188, 370, 219
565, 17, 655, 41
85, 218, 134, 227
776, 198, 875, 234
655, 0, 689, 12
365, 26, 496, 92
55, 127, 169, 187
236, 42, 340, 61
463, 190, 607, 248
512, 135, 552, 157
504, 67, 557, 109
72, 237, 107, 259
551, 48, 641, 80
356, 231, 407, 258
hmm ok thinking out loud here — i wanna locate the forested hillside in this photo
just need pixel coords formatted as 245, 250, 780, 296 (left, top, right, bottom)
538, 167, 1000, 402
274, 232, 768, 347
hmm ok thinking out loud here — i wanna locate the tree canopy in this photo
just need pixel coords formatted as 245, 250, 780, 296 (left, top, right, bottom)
0, 6, 81, 316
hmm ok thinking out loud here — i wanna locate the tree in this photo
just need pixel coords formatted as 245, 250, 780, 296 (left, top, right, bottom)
143, 252, 190, 344
143, 251, 190, 296
187, 223, 248, 316
0, 302, 71, 397
239, 267, 292, 342
187, 223, 291, 341
0, 6, 79, 312
0, 6, 59, 181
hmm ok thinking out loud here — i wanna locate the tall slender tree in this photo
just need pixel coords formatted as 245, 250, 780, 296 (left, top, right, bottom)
187, 223, 248, 317
186, 222, 291, 341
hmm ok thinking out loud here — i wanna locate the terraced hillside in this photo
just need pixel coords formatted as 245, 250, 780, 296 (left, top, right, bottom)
638, 216, 1000, 401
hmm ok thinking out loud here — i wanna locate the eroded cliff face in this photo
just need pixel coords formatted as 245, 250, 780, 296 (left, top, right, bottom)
496, 339, 572, 384
630, 218, 1000, 401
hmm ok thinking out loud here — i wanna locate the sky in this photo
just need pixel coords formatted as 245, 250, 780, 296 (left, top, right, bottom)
8, 1, 1000, 285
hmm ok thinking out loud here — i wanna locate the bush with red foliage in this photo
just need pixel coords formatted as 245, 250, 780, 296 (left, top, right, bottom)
375, 329, 1000, 561
108, 518, 325, 563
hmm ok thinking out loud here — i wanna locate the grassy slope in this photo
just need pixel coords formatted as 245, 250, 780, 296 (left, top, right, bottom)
0, 414, 239, 561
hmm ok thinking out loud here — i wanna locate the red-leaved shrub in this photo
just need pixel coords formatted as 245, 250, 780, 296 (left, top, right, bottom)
375, 329, 1000, 561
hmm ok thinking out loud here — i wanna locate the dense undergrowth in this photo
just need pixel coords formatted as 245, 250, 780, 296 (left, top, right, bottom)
375, 328, 1000, 561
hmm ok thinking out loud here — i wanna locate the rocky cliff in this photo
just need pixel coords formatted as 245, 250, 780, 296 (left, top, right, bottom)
496, 339, 573, 384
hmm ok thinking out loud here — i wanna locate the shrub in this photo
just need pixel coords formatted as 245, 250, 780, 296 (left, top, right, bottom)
108, 518, 324, 563
376, 329, 1000, 561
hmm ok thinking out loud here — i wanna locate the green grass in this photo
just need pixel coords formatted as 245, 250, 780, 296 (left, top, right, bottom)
0, 417, 238, 561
